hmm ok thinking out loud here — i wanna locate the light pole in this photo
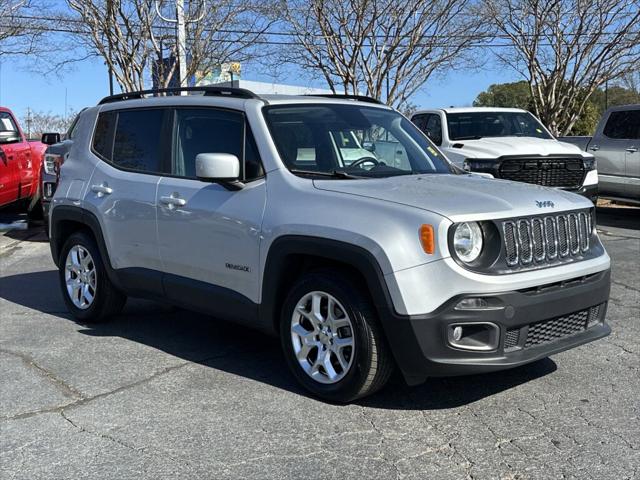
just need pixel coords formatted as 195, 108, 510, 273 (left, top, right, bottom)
156, 0, 206, 92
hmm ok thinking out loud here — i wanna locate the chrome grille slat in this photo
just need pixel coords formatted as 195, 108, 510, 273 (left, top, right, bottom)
501, 210, 592, 269
557, 216, 569, 257
568, 213, 580, 255
503, 221, 519, 266
531, 218, 545, 261
544, 216, 558, 260
517, 219, 533, 264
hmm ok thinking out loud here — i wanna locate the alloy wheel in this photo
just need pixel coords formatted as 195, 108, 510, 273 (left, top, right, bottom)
290, 291, 355, 384
64, 245, 97, 310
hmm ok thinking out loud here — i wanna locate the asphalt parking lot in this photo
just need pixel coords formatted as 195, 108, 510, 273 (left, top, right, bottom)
0, 204, 638, 480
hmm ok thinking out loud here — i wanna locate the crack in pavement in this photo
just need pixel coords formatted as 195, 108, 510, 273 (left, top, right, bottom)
359, 407, 402, 479
0, 348, 84, 400
1, 350, 240, 422
611, 280, 640, 294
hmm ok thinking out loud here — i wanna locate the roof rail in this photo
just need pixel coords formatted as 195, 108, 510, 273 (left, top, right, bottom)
304, 93, 384, 105
98, 86, 261, 105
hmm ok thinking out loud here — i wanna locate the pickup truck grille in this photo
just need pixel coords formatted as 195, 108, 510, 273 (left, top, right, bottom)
498, 158, 586, 188
502, 210, 592, 268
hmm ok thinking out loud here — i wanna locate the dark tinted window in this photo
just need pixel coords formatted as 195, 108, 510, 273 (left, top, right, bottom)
173, 108, 264, 181
425, 114, 443, 145
446, 111, 552, 140
603, 110, 640, 139
411, 114, 429, 131
92, 111, 116, 159
112, 109, 164, 172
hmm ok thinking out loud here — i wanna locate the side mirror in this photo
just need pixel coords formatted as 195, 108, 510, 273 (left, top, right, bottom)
0, 131, 20, 144
41, 132, 61, 145
195, 153, 244, 190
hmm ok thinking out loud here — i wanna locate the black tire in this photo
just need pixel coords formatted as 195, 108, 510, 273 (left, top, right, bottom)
280, 271, 394, 403
27, 200, 43, 221
58, 231, 126, 323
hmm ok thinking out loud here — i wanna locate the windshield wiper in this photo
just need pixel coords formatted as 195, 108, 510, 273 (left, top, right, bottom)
289, 169, 363, 179
452, 135, 483, 140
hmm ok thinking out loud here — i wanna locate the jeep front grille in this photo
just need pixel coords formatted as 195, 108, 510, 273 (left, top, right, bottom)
502, 210, 592, 268
498, 158, 586, 188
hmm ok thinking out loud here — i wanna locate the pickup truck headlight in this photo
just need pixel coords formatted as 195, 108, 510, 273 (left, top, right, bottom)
43, 154, 61, 175
583, 157, 596, 171
453, 222, 483, 263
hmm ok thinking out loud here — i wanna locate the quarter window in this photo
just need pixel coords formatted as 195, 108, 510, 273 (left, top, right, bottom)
92, 111, 116, 160
603, 110, 640, 139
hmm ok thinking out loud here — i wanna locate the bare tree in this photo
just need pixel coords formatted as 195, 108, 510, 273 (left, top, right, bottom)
64, 0, 270, 93
0, 0, 45, 56
485, 0, 640, 136
620, 71, 640, 95
20, 109, 78, 139
279, 0, 488, 108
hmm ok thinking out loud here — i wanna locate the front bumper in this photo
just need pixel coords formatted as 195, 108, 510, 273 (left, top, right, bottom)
384, 269, 611, 385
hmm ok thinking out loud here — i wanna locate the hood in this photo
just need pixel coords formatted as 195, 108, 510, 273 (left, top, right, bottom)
313, 174, 592, 222
452, 137, 587, 159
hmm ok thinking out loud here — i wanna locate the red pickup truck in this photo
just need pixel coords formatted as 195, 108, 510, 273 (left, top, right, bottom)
0, 107, 53, 219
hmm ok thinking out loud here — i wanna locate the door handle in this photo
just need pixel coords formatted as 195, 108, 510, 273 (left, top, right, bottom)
626, 146, 638, 153
160, 194, 186, 207
589, 145, 600, 152
91, 184, 113, 197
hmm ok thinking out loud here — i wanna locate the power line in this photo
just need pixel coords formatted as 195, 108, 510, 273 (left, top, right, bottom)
2, 22, 637, 49
10, 13, 640, 41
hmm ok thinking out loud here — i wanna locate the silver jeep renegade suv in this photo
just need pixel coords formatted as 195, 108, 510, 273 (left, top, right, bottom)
49, 87, 611, 402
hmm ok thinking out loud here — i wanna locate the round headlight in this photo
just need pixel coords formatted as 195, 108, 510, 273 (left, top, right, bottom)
453, 222, 483, 263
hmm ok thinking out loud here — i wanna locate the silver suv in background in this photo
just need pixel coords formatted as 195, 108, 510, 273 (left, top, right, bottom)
560, 104, 639, 204
49, 88, 611, 402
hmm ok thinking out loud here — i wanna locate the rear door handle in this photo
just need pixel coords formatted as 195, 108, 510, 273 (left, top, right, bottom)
589, 145, 600, 151
91, 184, 113, 197
160, 194, 186, 208
626, 146, 638, 153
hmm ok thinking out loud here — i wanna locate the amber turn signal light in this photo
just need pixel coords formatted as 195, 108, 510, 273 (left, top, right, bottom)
419, 224, 435, 254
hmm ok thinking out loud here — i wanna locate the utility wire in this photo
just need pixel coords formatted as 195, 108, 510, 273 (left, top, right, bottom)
2, 22, 637, 49
9, 13, 640, 40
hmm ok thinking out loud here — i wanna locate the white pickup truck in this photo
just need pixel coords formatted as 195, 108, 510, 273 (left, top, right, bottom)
411, 107, 599, 203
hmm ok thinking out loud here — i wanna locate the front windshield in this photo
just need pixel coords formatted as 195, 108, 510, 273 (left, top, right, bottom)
446, 111, 552, 141
263, 104, 454, 177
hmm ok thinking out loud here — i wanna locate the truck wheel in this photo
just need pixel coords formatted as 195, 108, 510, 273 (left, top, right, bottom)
58, 231, 126, 323
280, 271, 394, 402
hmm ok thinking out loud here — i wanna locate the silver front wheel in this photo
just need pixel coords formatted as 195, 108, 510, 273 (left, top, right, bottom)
290, 291, 355, 384
64, 245, 97, 310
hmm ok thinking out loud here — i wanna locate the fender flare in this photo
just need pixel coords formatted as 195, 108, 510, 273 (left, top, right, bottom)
259, 235, 427, 382
49, 205, 122, 289
260, 235, 397, 324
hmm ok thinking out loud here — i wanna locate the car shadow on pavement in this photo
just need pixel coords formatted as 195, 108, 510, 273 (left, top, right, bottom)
0, 269, 557, 410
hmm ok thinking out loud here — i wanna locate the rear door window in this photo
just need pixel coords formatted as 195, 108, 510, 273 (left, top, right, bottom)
603, 110, 640, 139
112, 109, 166, 172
